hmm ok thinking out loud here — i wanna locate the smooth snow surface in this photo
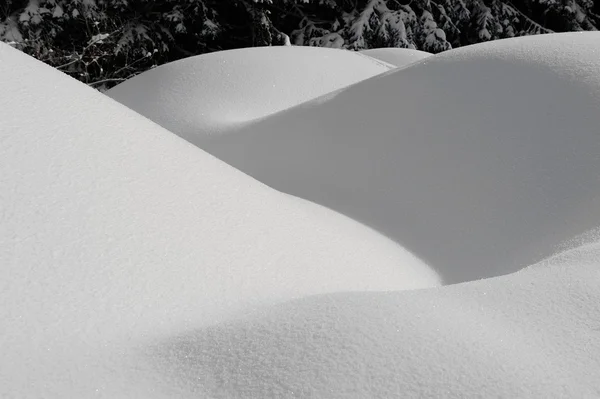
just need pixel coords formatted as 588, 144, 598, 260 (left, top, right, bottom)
203, 32, 600, 283
106, 46, 393, 139
4, 32, 600, 399
0, 43, 438, 398
360, 47, 432, 67
160, 247, 600, 398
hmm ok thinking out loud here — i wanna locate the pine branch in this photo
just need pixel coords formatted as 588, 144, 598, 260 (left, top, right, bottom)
430, 0, 460, 33
505, 1, 553, 34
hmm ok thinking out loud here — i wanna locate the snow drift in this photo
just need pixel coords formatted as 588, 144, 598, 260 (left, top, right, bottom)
0, 42, 438, 398
106, 46, 393, 140
200, 32, 600, 283
359, 48, 432, 67
155, 242, 600, 398
4, 31, 600, 399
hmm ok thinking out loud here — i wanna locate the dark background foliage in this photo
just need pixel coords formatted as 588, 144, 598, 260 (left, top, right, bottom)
1, 0, 598, 90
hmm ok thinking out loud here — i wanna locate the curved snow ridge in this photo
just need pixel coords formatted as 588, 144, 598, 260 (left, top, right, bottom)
203, 32, 600, 284
526, 227, 600, 271
359, 47, 432, 68
150, 250, 600, 398
352, 50, 398, 69
0, 42, 439, 398
106, 46, 393, 140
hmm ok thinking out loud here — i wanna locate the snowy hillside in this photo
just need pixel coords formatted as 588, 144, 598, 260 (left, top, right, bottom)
172, 246, 600, 398
106, 46, 393, 139
201, 32, 600, 284
3, 32, 600, 398
0, 43, 436, 398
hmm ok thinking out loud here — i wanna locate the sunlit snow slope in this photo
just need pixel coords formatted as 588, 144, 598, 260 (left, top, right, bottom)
360, 47, 431, 67
0, 43, 439, 398
202, 32, 600, 284
106, 46, 393, 140
159, 239, 600, 398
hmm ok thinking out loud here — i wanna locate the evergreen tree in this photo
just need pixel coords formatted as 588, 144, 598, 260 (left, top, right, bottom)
1, 0, 597, 90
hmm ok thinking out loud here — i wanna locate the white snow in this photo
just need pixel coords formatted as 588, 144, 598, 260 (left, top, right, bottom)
199, 32, 600, 284
106, 46, 393, 140
3, 31, 600, 398
162, 246, 600, 398
360, 47, 432, 67
0, 42, 437, 398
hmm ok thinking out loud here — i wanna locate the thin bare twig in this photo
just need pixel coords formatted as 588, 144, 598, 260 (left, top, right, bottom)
88, 77, 127, 86
54, 27, 124, 70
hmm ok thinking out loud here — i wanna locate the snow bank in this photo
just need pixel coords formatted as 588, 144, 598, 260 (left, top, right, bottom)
106, 46, 393, 140
360, 47, 432, 67
0, 43, 438, 398
4, 31, 600, 399
203, 32, 600, 283
156, 240, 600, 398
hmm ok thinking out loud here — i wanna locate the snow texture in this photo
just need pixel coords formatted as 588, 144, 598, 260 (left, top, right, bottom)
106, 46, 393, 140
157, 248, 600, 398
3, 31, 600, 398
359, 47, 432, 67
0, 42, 437, 398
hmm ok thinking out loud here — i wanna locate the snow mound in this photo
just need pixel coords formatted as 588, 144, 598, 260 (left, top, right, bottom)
106, 46, 393, 140
360, 47, 432, 67
154, 241, 600, 398
0, 42, 439, 398
203, 32, 600, 284
5, 31, 600, 399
